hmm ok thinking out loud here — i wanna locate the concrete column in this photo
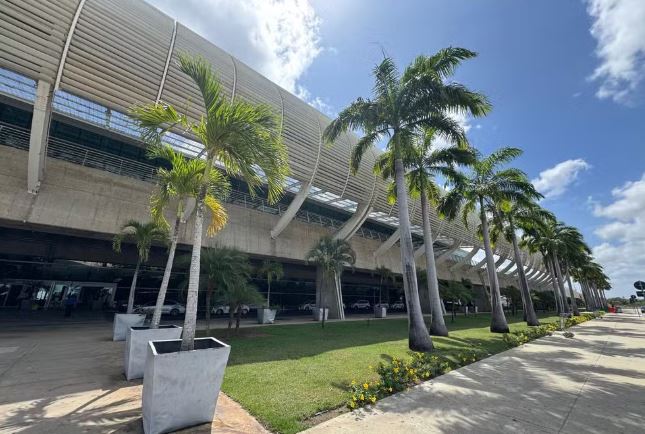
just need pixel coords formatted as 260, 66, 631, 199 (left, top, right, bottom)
27, 80, 54, 194
270, 181, 311, 239
373, 228, 400, 258
333, 201, 372, 241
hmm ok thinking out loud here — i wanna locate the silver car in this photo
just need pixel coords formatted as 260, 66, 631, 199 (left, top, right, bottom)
135, 300, 186, 317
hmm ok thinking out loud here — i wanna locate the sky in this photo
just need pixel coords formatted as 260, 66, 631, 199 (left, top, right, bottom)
146, 0, 645, 298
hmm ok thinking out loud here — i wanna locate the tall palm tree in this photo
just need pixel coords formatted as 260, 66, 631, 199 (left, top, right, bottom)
131, 54, 288, 351
198, 247, 252, 333
258, 260, 284, 307
554, 224, 591, 316
323, 48, 490, 350
145, 144, 230, 329
375, 128, 475, 336
113, 220, 168, 314
489, 200, 552, 326
439, 147, 539, 333
305, 236, 356, 325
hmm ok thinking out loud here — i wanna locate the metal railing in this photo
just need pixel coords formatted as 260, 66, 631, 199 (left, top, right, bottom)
0, 121, 389, 242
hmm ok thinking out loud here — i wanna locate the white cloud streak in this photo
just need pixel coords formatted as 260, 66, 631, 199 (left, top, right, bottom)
146, 0, 328, 110
592, 173, 645, 296
586, 0, 645, 103
531, 159, 591, 199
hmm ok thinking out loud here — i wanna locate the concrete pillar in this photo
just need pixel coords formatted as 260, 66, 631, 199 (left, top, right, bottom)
270, 181, 311, 239
373, 228, 400, 258
333, 201, 372, 241
27, 80, 53, 194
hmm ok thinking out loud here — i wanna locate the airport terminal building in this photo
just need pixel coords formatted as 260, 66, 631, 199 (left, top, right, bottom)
0, 0, 555, 314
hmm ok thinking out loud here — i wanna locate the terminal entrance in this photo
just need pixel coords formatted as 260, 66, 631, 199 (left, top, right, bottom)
1, 280, 116, 312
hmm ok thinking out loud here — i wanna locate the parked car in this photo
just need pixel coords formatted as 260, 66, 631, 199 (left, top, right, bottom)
298, 301, 316, 311
641, 306, 645, 313
390, 301, 405, 310
374, 302, 389, 309
134, 300, 186, 317
350, 300, 371, 309
615, 306, 623, 313
211, 304, 250, 315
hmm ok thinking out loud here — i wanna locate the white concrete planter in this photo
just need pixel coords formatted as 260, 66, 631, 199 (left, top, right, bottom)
113, 313, 146, 341
124, 325, 182, 381
313, 308, 328, 321
374, 307, 387, 318
142, 337, 230, 434
257, 308, 277, 324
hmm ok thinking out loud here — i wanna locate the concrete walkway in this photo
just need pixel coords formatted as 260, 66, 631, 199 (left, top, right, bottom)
0, 323, 267, 434
306, 313, 645, 434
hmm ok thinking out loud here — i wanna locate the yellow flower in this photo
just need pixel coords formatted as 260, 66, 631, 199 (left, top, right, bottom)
393, 368, 399, 373
351, 380, 357, 385
369, 365, 373, 370
349, 401, 356, 409
388, 387, 393, 393
363, 383, 369, 390
370, 396, 377, 403
360, 394, 365, 401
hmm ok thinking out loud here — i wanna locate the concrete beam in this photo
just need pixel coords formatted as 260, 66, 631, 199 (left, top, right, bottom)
270, 181, 311, 239
450, 247, 479, 273
27, 80, 53, 194
434, 240, 462, 264
333, 201, 372, 241
373, 228, 400, 258
499, 260, 515, 275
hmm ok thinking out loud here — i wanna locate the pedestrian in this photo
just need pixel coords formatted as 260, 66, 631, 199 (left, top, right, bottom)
64, 292, 77, 318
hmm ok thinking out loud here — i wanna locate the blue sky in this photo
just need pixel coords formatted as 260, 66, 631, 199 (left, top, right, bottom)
148, 0, 645, 298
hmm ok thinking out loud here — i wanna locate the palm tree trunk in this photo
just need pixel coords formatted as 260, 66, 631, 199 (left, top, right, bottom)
394, 157, 433, 351
266, 276, 271, 307
546, 259, 563, 313
235, 307, 242, 333
228, 305, 234, 329
564, 268, 580, 315
180, 159, 212, 351
509, 220, 539, 326
420, 190, 448, 336
205, 283, 212, 334
151, 213, 182, 328
552, 256, 571, 315
335, 269, 345, 320
479, 198, 509, 333
126, 261, 141, 314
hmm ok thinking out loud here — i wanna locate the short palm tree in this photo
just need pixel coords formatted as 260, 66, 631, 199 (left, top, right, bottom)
113, 220, 168, 314
374, 265, 396, 307
198, 246, 252, 333
376, 128, 475, 336
305, 236, 356, 325
439, 147, 539, 333
258, 260, 284, 308
145, 144, 230, 329
323, 48, 490, 350
131, 54, 288, 350
489, 199, 551, 326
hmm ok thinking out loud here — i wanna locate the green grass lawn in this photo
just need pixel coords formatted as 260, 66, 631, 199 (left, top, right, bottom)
202, 313, 559, 433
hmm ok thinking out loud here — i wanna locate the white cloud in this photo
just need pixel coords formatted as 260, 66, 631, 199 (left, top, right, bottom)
592, 173, 645, 296
531, 159, 591, 199
586, 0, 645, 103
433, 111, 472, 149
295, 85, 335, 117
147, 0, 327, 109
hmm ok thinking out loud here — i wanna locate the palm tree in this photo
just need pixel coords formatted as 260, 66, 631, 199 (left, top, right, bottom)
145, 144, 230, 329
258, 260, 284, 308
113, 220, 168, 314
440, 280, 473, 322
131, 54, 288, 351
374, 265, 396, 307
305, 236, 356, 325
323, 48, 490, 350
375, 128, 475, 336
554, 224, 591, 316
198, 247, 251, 333
439, 147, 539, 333
489, 200, 551, 326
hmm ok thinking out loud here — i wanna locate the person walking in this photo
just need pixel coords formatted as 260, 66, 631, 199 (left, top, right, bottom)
64, 292, 77, 318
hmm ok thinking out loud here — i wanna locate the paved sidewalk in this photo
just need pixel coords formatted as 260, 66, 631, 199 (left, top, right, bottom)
0, 323, 267, 434
306, 313, 645, 434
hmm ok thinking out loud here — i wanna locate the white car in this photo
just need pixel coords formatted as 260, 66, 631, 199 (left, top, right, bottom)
135, 300, 185, 316
212, 304, 250, 315
351, 300, 371, 309
298, 301, 316, 311
374, 302, 389, 309
390, 301, 405, 310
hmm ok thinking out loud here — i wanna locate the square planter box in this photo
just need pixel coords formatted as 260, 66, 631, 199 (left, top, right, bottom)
257, 308, 277, 324
124, 325, 182, 380
142, 337, 230, 434
374, 307, 387, 318
113, 313, 146, 341
312, 308, 328, 321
